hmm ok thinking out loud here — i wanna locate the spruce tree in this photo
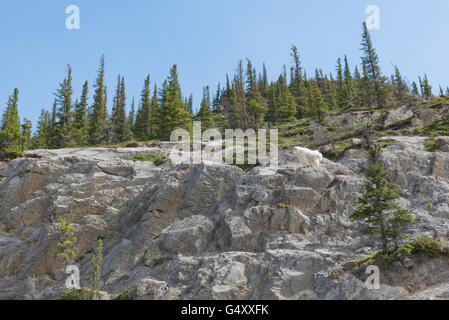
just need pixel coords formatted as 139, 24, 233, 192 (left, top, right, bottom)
290, 45, 305, 118
197, 86, 213, 129
392, 66, 409, 105
128, 97, 135, 133
336, 58, 349, 108
411, 82, 420, 96
212, 83, 221, 112
421, 74, 432, 99
0, 88, 21, 157
111, 75, 131, 143
277, 74, 296, 123
350, 146, 416, 252
134, 75, 151, 140
245, 59, 267, 128
88, 56, 108, 145
32, 109, 52, 149
307, 82, 328, 124
72, 81, 89, 146
149, 84, 160, 139
54, 64, 73, 147
361, 22, 385, 108
20, 118, 32, 152
159, 65, 192, 140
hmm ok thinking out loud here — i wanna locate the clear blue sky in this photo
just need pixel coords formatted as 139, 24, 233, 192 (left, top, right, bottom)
1, 0, 448, 129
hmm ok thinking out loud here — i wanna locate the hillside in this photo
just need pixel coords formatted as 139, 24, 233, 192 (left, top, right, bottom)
1, 100, 449, 299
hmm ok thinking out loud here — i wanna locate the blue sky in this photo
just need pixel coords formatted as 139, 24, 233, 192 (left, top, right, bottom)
1, 0, 448, 129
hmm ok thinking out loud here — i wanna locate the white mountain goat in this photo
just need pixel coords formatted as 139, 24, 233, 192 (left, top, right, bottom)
292, 146, 323, 168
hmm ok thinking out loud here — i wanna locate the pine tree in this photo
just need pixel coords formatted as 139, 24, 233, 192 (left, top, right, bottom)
134, 75, 151, 140
260, 63, 269, 97
290, 45, 304, 118
20, 118, 32, 152
392, 66, 409, 105
54, 64, 73, 147
411, 82, 420, 96
307, 82, 329, 123
88, 56, 108, 145
245, 59, 267, 128
212, 83, 221, 112
32, 109, 52, 149
277, 74, 297, 123
361, 22, 385, 108
149, 84, 160, 139
159, 65, 192, 140
111, 75, 131, 143
72, 81, 89, 146
343, 55, 354, 104
350, 146, 416, 252
420, 74, 432, 99
128, 97, 135, 133
324, 75, 338, 110
197, 86, 213, 129
0, 88, 21, 158
336, 58, 349, 108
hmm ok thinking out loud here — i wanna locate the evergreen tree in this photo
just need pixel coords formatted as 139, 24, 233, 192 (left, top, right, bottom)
361, 22, 385, 108
0, 88, 21, 157
290, 45, 304, 118
245, 59, 267, 128
350, 146, 416, 252
72, 81, 89, 146
134, 75, 151, 140
336, 58, 349, 108
128, 97, 135, 133
32, 109, 52, 149
149, 84, 160, 138
186, 93, 193, 115
111, 75, 131, 143
392, 66, 409, 105
159, 65, 192, 140
277, 75, 297, 123
197, 86, 213, 129
411, 81, 420, 96
324, 74, 338, 110
20, 118, 32, 152
88, 56, 108, 145
420, 74, 432, 99
212, 83, 221, 112
307, 82, 329, 123
343, 55, 354, 103
54, 64, 73, 147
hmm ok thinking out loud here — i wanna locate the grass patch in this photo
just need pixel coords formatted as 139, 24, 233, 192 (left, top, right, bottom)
131, 153, 167, 166
378, 139, 399, 149
424, 97, 449, 110
414, 119, 449, 136
424, 137, 438, 152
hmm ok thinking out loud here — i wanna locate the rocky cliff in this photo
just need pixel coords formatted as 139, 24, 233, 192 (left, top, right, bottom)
1, 137, 449, 300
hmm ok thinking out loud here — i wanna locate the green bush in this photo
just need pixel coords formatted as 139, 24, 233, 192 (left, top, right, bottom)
56, 288, 93, 300
113, 290, 133, 300
0, 149, 24, 162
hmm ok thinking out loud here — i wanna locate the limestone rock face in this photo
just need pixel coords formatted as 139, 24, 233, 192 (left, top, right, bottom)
1, 139, 449, 300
